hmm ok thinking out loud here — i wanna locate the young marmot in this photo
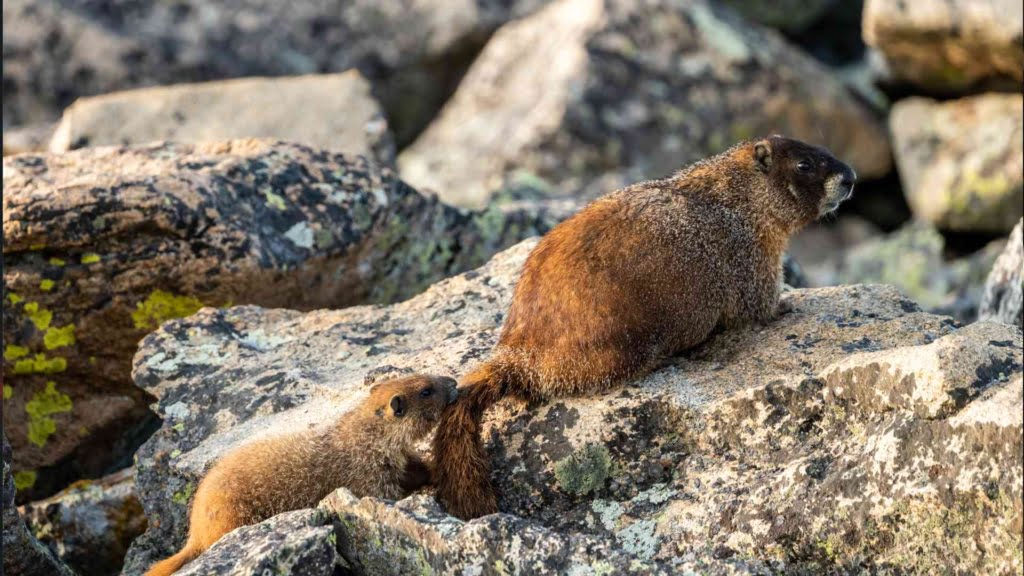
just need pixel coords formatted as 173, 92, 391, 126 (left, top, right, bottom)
433, 136, 856, 519
145, 374, 457, 576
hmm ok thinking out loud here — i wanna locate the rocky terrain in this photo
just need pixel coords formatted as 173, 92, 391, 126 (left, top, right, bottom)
2, 0, 1022, 574
121, 240, 1021, 575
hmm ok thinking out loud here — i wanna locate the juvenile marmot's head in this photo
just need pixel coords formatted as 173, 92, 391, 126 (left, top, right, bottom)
365, 374, 458, 442
752, 135, 856, 224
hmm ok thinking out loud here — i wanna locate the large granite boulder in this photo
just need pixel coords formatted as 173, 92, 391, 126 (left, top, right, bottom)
2, 139, 556, 500
1, 0, 545, 143
20, 467, 145, 576
863, 0, 1024, 92
890, 94, 1023, 234
124, 238, 1022, 574
398, 0, 892, 209
980, 219, 1024, 328
2, 432, 75, 576
48, 72, 395, 167
837, 222, 1005, 323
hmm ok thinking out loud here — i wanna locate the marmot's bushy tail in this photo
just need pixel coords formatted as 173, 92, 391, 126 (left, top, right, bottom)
432, 361, 511, 519
144, 541, 202, 576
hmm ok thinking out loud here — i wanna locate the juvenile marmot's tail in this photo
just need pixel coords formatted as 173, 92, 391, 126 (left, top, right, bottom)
145, 541, 201, 576
432, 361, 510, 519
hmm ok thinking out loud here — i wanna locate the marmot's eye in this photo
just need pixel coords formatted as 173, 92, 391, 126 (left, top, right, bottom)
420, 388, 434, 398
797, 160, 813, 173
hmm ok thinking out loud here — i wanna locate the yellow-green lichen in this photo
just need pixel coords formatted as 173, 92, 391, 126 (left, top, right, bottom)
25, 381, 73, 447
39, 279, 55, 292
43, 324, 76, 350
48, 257, 66, 266
24, 302, 53, 331
29, 243, 45, 251
132, 290, 204, 330
13, 470, 37, 490
7, 293, 23, 305
3, 385, 12, 400
264, 189, 288, 211
13, 353, 67, 375
554, 443, 612, 496
81, 253, 101, 264
172, 482, 196, 505
4, 345, 30, 361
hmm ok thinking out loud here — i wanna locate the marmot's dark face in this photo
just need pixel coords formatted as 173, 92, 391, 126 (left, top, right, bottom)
755, 136, 856, 222
370, 374, 458, 440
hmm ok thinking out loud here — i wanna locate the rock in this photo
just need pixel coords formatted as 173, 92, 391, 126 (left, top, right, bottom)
20, 467, 145, 576
2, 431, 76, 576
124, 237, 1021, 574
176, 509, 340, 576
321, 489, 771, 575
789, 216, 882, 287
863, 0, 1024, 92
837, 222, 1005, 323
48, 72, 395, 167
979, 219, 1024, 328
2, 139, 556, 500
398, 0, 892, 209
3, 123, 57, 156
1, 0, 545, 143
720, 0, 837, 33
890, 94, 1024, 234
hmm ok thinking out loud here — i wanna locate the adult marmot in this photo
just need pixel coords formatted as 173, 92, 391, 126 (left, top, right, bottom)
433, 136, 856, 519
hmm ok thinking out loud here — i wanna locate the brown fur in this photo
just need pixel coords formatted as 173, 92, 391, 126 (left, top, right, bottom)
145, 374, 457, 576
432, 136, 856, 519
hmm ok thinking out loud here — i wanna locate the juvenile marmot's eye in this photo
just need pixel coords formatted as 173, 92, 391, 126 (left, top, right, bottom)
420, 388, 434, 398
797, 160, 812, 173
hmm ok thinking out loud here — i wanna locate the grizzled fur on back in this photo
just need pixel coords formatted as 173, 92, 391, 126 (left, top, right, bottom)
432, 135, 856, 520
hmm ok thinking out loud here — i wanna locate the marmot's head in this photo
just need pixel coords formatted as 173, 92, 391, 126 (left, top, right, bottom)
366, 374, 458, 442
752, 135, 856, 224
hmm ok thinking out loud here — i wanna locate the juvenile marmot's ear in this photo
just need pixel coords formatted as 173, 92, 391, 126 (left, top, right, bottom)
390, 395, 406, 417
754, 141, 772, 173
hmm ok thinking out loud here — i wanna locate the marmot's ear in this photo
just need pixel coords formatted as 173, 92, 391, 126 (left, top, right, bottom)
390, 395, 406, 417
754, 141, 772, 173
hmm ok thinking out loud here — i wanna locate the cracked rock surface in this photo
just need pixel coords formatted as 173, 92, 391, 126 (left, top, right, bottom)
2, 140, 555, 501
125, 239, 1022, 575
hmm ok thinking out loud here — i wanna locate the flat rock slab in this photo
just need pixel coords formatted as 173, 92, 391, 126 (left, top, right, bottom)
399, 0, 891, 209
890, 94, 1023, 234
863, 0, 1024, 92
126, 238, 1022, 574
2, 140, 554, 500
48, 72, 395, 168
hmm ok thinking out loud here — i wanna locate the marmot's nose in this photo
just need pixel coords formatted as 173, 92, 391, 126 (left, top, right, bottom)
841, 166, 857, 189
